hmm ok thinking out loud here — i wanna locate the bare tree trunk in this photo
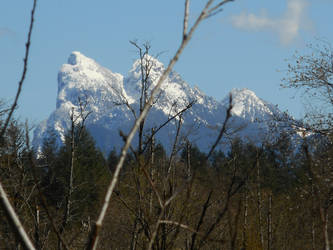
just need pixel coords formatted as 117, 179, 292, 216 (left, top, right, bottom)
67, 107, 75, 224
227, 199, 241, 250
34, 204, 41, 250
190, 191, 212, 250
304, 143, 331, 250
267, 192, 272, 250
86, 1, 236, 248
312, 219, 316, 250
320, 207, 330, 250
59, 108, 76, 250
167, 114, 183, 194
311, 184, 316, 250
228, 208, 233, 250
186, 141, 191, 178
242, 188, 248, 250
161, 191, 167, 250
138, 121, 145, 155
130, 219, 138, 250
149, 128, 155, 215
256, 159, 264, 249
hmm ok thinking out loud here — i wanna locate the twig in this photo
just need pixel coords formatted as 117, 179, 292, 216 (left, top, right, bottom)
0, 0, 37, 141
198, 150, 261, 248
159, 220, 198, 234
167, 114, 183, 176
142, 167, 163, 209
0, 1, 38, 249
24, 122, 70, 250
85, 1, 235, 249
206, 93, 232, 159
190, 191, 213, 250
142, 100, 194, 153
207, 0, 234, 18
183, 0, 190, 40
0, 184, 36, 250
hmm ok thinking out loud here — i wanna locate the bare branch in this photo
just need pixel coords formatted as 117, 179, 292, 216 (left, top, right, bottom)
0, 0, 37, 142
142, 167, 163, 209
147, 209, 164, 250
142, 100, 195, 153
0, 1, 38, 249
167, 114, 183, 176
0, 183, 36, 250
85, 1, 235, 248
24, 122, 70, 250
206, 93, 232, 159
207, 0, 235, 18
147, 176, 192, 250
110, 83, 137, 120
198, 151, 261, 248
183, 0, 190, 40
190, 191, 213, 250
159, 220, 198, 234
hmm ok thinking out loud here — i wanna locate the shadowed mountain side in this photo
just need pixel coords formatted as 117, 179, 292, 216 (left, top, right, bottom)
33, 51, 300, 155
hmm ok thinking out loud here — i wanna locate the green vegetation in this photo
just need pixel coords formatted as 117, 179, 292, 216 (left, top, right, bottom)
0, 112, 332, 249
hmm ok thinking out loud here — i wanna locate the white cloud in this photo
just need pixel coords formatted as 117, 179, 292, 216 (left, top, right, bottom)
231, 0, 312, 45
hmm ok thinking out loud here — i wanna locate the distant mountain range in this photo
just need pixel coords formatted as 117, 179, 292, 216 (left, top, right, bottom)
33, 51, 300, 155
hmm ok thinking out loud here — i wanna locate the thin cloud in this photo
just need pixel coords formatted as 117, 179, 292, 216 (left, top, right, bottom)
231, 0, 312, 45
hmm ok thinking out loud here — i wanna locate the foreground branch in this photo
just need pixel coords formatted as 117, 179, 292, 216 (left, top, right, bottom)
86, 1, 235, 249
0, 1, 37, 249
0, 184, 36, 250
0, 0, 37, 141
206, 93, 232, 159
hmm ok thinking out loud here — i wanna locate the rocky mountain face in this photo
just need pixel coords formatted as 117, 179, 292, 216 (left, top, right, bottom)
33, 51, 298, 155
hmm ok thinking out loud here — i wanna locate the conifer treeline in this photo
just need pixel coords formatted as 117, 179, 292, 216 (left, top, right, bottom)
0, 115, 332, 249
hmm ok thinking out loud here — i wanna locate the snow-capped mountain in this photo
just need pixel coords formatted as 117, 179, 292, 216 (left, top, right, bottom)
33, 51, 297, 155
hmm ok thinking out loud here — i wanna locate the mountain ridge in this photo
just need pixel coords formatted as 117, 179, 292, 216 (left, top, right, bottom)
33, 51, 297, 154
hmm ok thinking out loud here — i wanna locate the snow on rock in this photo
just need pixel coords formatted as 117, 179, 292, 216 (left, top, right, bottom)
124, 55, 199, 116
222, 88, 281, 122
33, 52, 299, 155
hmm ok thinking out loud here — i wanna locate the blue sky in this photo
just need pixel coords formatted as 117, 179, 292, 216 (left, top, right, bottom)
1, 0, 332, 125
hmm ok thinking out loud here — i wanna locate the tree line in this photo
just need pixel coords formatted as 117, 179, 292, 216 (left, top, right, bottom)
0, 114, 332, 249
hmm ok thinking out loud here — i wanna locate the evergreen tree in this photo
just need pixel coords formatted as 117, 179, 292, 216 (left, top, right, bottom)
43, 126, 109, 219
181, 144, 207, 170
107, 148, 118, 173
73, 126, 108, 215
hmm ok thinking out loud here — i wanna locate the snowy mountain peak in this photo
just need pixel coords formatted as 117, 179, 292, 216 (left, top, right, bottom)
57, 51, 125, 109
33, 52, 297, 155
62, 51, 116, 78
130, 54, 165, 74
222, 88, 279, 122
67, 51, 92, 66
125, 55, 165, 98
230, 88, 257, 99
124, 54, 207, 115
